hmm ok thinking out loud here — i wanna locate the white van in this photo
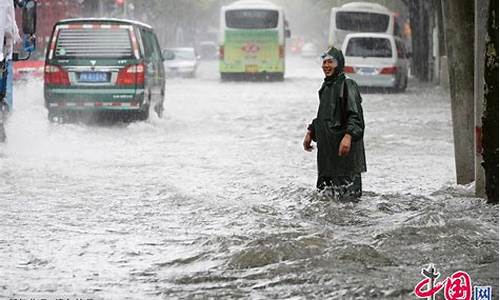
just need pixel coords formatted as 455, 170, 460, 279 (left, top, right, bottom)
329, 2, 403, 49
342, 33, 409, 92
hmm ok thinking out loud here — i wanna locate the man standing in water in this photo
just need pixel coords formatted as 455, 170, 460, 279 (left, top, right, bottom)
303, 47, 366, 199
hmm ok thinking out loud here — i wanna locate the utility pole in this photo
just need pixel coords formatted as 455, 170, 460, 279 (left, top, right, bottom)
441, 0, 475, 185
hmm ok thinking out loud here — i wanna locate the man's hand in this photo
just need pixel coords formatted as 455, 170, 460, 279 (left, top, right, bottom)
338, 133, 352, 156
303, 130, 314, 152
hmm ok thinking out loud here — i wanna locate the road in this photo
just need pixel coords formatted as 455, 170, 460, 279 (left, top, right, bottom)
0, 56, 498, 299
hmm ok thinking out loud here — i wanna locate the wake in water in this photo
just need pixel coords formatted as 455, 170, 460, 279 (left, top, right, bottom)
1, 62, 497, 300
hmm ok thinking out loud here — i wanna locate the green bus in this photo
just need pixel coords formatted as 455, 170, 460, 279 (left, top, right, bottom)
219, 0, 290, 81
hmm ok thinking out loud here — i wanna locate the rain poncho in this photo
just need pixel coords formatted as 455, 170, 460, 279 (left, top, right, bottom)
310, 47, 367, 179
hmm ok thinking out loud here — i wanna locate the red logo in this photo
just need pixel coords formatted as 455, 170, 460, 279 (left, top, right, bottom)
241, 42, 260, 53
414, 264, 472, 300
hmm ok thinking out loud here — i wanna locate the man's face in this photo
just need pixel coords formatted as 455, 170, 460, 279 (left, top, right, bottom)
322, 58, 337, 77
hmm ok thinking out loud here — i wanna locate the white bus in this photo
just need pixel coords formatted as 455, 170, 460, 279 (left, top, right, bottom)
219, 0, 290, 80
328, 2, 403, 49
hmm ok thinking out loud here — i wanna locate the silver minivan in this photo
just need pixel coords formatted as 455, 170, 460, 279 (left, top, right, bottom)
341, 33, 409, 92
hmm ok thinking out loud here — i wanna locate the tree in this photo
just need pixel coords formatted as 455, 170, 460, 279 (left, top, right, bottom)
406, 0, 434, 81
482, 0, 499, 203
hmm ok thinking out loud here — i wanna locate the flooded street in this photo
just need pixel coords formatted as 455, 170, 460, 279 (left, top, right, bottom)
0, 57, 498, 299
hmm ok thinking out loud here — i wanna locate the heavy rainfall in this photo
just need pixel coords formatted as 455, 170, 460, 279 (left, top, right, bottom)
0, 0, 498, 299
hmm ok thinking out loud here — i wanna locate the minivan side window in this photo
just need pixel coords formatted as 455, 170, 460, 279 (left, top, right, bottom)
141, 29, 161, 62
149, 32, 162, 62
141, 29, 153, 59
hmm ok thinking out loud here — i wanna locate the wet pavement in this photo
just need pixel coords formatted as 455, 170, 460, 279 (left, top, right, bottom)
0, 57, 498, 299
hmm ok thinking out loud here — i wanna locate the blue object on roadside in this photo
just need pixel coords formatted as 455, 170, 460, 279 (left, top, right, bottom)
0, 60, 12, 111
6, 60, 12, 110
23, 34, 35, 52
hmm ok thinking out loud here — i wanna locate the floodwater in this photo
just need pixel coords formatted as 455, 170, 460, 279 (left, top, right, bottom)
0, 57, 498, 299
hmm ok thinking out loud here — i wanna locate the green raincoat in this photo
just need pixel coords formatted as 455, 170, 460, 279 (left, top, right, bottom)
310, 48, 366, 178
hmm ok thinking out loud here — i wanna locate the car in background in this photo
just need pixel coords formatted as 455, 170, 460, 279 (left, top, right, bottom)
13, 51, 45, 81
197, 41, 218, 60
14, 59, 44, 81
163, 47, 199, 78
301, 42, 319, 58
44, 18, 166, 122
342, 33, 409, 92
288, 36, 305, 55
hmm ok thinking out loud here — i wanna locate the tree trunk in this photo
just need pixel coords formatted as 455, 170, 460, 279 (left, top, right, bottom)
409, 0, 432, 81
441, 0, 475, 184
482, 0, 499, 203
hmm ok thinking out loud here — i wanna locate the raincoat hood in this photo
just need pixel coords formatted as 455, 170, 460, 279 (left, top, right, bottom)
323, 47, 345, 77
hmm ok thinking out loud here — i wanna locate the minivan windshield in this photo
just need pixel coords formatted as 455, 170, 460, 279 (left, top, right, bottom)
54, 27, 133, 58
226, 9, 278, 29
336, 12, 389, 33
345, 37, 392, 58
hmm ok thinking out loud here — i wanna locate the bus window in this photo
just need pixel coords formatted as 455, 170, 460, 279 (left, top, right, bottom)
336, 12, 389, 33
345, 37, 392, 58
226, 10, 278, 29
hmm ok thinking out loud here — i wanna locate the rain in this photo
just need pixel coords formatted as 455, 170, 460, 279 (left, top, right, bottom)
0, 0, 498, 299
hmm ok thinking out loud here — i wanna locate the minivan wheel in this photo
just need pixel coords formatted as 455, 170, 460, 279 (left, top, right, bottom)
48, 110, 64, 123
48, 110, 56, 122
136, 104, 150, 121
394, 75, 407, 93
400, 75, 408, 92
154, 100, 164, 118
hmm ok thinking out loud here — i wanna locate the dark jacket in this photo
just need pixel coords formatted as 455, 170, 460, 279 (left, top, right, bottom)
309, 48, 366, 177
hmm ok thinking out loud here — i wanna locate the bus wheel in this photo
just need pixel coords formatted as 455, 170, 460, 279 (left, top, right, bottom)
0, 104, 6, 142
0, 124, 5, 143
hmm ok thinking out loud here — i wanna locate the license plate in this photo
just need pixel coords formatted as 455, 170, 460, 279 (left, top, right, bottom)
79, 72, 109, 82
245, 65, 258, 73
358, 67, 375, 74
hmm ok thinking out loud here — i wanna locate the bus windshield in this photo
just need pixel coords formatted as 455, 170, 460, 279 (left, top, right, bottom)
226, 9, 279, 29
336, 12, 389, 33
